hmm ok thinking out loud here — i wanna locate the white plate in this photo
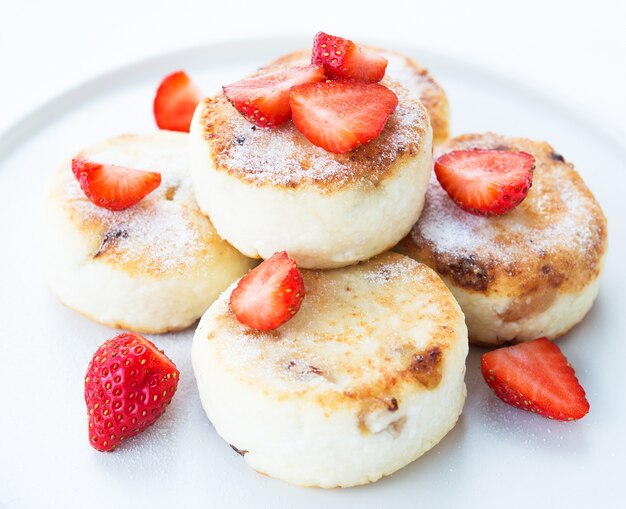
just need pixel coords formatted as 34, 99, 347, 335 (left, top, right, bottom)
1, 37, 625, 509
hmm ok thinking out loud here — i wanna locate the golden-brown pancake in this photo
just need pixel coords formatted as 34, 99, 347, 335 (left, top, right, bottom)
396, 132, 608, 345
42, 132, 255, 333
189, 77, 433, 269
192, 252, 468, 487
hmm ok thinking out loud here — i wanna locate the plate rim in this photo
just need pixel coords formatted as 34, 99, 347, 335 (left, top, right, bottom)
1, 35, 626, 165
1, 35, 625, 507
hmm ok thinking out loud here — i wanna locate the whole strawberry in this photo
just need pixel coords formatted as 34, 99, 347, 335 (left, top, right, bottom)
84, 332, 179, 451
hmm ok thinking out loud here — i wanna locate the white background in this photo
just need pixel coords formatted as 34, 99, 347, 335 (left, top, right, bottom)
2, 0, 625, 137
2, 1, 625, 508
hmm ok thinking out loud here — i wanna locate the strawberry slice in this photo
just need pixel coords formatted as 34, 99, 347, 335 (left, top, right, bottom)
223, 65, 325, 128
290, 80, 398, 154
229, 251, 305, 331
311, 32, 388, 83
153, 70, 203, 132
435, 149, 535, 216
481, 338, 590, 421
72, 158, 161, 211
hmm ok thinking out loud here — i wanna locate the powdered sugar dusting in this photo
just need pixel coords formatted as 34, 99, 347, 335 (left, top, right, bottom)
364, 255, 416, 286
416, 174, 493, 258
67, 175, 202, 274
62, 133, 212, 274
207, 252, 459, 394
222, 120, 349, 187
213, 80, 428, 189
414, 137, 605, 269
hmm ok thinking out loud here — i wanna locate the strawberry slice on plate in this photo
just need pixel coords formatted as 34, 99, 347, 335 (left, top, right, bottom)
72, 158, 161, 211
481, 338, 590, 421
435, 149, 535, 216
290, 80, 398, 154
311, 32, 388, 83
223, 65, 325, 128
230, 251, 305, 331
153, 70, 203, 132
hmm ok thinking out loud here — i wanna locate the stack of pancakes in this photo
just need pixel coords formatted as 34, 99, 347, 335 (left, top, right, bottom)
43, 44, 606, 488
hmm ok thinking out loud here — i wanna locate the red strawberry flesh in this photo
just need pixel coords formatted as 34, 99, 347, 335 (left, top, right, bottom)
290, 80, 398, 154
85, 332, 179, 451
481, 338, 589, 421
223, 65, 325, 128
312, 32, 388, 83
153, 70, 202, 132
72, 158, 161, 211
230, 251, 305, 331
435, 149, 535, 216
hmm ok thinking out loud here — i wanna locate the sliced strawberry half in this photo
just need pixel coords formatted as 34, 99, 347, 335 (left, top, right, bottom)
290, 80, 398, 154
434, 149, 535, 216
481, 338, 590, 421
311, 32, 388, 83
153, 70, 203, 132
72, 158, 161, 211
223, 65, 325, 128
229, 251, 305, 331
